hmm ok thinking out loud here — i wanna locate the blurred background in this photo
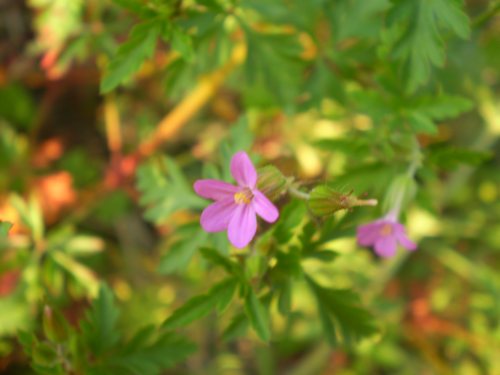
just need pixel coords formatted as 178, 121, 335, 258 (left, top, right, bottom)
0, 0, 499, 374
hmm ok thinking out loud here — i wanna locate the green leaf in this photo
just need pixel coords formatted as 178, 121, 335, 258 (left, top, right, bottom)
112, 0, 156, 17
0, 221, 12, 237
388, 0, 470, 91
416, 95, 473, 119
158, 223, 208, 274
163, 278, 238, 329
303, 250, 338, 262
244, 288, 270, 341
101, 19, 162, 93
222, 313, 249, 341
199, 247, 240, 275
10, 194, 44, 242
317, 301, 337, 346
312, 138, 371, 157
212, 278, 239, 313
33, 342, 59, 368
0, 84, 35, 129
428, 146, 491, 170
306, 276, 378, 346
106, 333, 196, 375
275, 248, 302, 278
408, 112, 437, 134
80, 284, 121, 355
51, 251, 99, 295
273, 201, 307, 244
137, 157, 206, 223
171, 26, 194, 61
327, 0, 390, 41
65, 235, 105, 256
242, 25, 304, 106
277, 280, 292, 315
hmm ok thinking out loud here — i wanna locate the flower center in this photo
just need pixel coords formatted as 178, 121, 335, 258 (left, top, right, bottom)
234, 188, 253, 205
380, 223, 393, 236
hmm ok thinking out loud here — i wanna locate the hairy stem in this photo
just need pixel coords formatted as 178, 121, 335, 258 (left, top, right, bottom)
288, 186, 310, 200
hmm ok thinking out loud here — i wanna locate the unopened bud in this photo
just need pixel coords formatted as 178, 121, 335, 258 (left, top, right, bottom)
256, 165, 291, 201
308, 185, 377, 217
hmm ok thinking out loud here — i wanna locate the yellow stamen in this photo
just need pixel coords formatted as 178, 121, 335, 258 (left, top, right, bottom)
234, 189, 253, 205
380, 224, 393, 236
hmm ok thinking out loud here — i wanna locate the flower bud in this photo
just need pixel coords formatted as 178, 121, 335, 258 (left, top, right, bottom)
308, 185, 377, 217
256, 166, 291, 201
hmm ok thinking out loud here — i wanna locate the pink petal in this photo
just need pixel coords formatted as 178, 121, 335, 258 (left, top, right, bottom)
395, 230, 417, 251
357, 222, 383, 246
194, 179, 238, 200
230, 151, 257, 188
200, 198, 237, 232
374, 236, 397, 258
227, 203, 257, 248
252, 190, 279, 223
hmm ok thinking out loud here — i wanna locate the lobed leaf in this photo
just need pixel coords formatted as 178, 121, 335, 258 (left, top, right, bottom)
101, 19, 162, 93
306, 276, 378, 346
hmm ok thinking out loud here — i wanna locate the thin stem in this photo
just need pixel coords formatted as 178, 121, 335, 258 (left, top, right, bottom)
356, 198, 378, 207
407, 137, 422, 178
288, 186, 310, 200
104, 92, 122, 156
473, 1, 500, 28
135, 43, 246, 159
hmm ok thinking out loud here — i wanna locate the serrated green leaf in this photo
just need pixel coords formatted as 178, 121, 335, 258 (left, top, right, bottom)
171, 26, 194, 61
416, 95, 473, 119
158, 224, 208, 274
306, 276, 377, 346
273, 201, 306, 244
408, 112, 437, 134
51, 251, 99, 296
101, 20, 161, 93
242, 25, 304, 106
244, 288, 270, 341
212, 277, 239, 313
199, 247, 239, 275
388, 0, 470, 91
328, 0, 390, 41
106, 333, 195, 375
317, 301, 337, 346
80, 284, 121, 355
137, 157, 206, 223
163, 278, 237, 329
222, 313, 248, 341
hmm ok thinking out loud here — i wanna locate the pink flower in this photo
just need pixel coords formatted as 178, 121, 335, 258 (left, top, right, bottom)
357, 214, 417, 258
194, 151, 279, 248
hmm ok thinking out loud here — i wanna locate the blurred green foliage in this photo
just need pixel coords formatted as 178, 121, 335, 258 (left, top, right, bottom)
0, 0, 499, 374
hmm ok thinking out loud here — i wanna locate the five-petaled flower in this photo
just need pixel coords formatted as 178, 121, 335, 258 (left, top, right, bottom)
357, 213, 416, 258
194, 151, 279, 248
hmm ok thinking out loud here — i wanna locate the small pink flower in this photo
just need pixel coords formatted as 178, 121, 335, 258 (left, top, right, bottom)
194, 151, 279, 248
357, 214, 416, 258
